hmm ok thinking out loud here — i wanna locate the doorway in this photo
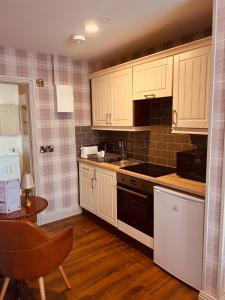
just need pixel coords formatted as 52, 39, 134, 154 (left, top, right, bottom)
0, 82, 32, 175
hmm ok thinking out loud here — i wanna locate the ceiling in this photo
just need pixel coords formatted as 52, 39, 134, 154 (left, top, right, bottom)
0, 0, 212, 62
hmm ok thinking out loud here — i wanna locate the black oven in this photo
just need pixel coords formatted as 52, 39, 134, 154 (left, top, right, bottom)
117, 173, 154, 237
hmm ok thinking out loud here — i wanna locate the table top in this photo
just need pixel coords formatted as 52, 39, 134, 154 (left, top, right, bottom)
0, 195, 48, 220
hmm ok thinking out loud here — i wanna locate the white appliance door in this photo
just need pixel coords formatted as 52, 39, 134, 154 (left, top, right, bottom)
154, 186, 204, 290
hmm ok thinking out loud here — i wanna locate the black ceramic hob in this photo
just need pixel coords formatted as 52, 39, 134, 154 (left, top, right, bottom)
122, 163, 176, 178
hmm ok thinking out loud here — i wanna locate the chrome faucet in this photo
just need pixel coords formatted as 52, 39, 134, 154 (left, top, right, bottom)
119, 140, 126, 160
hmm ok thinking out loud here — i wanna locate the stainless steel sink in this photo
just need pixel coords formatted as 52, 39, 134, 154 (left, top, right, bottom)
110, 160, 139, 168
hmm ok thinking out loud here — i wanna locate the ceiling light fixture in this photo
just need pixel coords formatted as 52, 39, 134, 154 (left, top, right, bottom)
85, 22, 99, 33
72, 34, 86, 44
100, 16, 111, 22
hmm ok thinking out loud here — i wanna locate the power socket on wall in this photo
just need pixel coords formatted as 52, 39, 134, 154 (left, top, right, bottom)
40, 145, 54, 153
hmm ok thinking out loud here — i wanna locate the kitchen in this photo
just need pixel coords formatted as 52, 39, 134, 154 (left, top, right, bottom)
78, 35, 209, 292
0, 0, 224, 299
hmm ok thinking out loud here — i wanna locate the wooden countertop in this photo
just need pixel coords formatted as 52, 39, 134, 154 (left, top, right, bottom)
78, 158, 205, 198
156, 173, 205, 198
78, 157, 122, 172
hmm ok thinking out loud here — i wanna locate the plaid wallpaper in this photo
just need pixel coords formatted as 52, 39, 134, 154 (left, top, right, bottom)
202, 0, 225, 297
0, 47, 95, 215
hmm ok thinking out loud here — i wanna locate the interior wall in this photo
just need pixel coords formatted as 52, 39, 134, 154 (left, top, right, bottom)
0, 47, 96, 223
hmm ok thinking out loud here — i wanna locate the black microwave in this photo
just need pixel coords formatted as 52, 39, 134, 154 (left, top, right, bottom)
176, 150, 207, 182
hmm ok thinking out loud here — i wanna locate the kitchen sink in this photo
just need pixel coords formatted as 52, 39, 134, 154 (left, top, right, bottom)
110, 160, 139, 168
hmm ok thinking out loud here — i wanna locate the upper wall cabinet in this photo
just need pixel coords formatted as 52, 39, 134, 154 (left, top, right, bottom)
92, 68, 133, 128
133, 56, 173, 100
90, 37, 211, 132
110, 68, 133, 126
172, 45, 211, 134
92, 74, 111, 127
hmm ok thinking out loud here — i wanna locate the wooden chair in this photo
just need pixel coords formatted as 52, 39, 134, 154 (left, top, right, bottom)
0, 220, 73, 300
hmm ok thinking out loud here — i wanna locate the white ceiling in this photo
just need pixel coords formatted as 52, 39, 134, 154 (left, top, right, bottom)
0, 0, 212, 62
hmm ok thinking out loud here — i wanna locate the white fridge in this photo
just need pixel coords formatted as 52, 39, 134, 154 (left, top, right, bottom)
154, 186, 204, 290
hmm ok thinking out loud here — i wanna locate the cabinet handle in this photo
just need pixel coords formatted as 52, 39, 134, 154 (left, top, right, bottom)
92, 171, 97, 189
117, 186, 148, 199
82, 166, 90, 171
106, 113, 109, 125
109, 113, 112, 126
144, 94, 156, 99
172, 110, 178, 126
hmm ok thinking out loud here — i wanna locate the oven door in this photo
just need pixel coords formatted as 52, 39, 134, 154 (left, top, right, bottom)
117, 185, 153, 237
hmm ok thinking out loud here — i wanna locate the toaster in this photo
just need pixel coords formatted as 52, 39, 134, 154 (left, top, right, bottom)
80, 145, 98, 159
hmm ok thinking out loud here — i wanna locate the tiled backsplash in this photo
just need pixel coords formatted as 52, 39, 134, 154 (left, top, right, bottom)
75, 125, 207, 167
76, 98, 207, 167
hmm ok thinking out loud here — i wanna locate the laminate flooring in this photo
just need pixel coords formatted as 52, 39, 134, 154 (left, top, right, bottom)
5, 214, 199, 300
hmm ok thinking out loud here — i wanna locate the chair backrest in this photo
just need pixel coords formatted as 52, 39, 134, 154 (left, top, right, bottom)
0, 220, 49, 251
0, 220, 51, 279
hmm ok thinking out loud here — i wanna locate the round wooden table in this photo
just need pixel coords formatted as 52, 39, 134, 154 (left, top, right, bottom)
0, 195, 48, 222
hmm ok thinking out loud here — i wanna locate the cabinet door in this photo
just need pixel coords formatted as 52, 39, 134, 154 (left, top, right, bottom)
133, 56, 173, 100
79, 164, 96, 214
173, 45, 211, 132
96, 168, 117, 226
110, 68, 133, 126
92, 75, 111, 126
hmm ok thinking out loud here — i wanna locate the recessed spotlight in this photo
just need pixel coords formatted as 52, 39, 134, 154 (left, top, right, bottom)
85, 22, 99, 33
72, 34, 86, 44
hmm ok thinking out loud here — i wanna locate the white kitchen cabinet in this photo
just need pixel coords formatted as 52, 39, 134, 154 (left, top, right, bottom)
79, 163, 96, 213
96, 168, 117, 226
154, 186, 204, 290
111, 68, 133, 126
133, 56, 173, 100
90, 37, 211, 131
92, 74, 111, 127
91, 68, 133, 127
172, 45, 211, 134
79, 163, 117, 226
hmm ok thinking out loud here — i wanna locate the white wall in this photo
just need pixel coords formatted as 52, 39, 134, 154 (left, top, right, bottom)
0, 83, 23, 163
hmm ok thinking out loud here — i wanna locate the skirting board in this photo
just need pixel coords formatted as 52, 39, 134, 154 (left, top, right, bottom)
199, 291, 218, 300
38, 205, 82, 225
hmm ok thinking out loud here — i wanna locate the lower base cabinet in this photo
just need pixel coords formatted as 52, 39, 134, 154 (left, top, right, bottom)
79, 163, 117, 226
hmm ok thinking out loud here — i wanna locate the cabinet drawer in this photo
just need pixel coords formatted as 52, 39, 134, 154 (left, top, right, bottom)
80, 164, 95, 178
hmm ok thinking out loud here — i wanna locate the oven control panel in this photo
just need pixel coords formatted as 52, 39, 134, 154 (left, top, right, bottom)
117, 173, 154, 193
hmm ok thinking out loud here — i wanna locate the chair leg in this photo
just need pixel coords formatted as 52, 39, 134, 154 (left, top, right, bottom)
0, 277, 10, 300
38, 277, 46, 300
58, 265, 71, 289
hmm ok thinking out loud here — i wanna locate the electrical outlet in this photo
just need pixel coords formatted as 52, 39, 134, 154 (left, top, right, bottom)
47, 145, 54, 152
40, 146, 47, 153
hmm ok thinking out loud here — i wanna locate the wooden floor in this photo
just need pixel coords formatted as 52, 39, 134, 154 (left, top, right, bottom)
9, 214, 199, 300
